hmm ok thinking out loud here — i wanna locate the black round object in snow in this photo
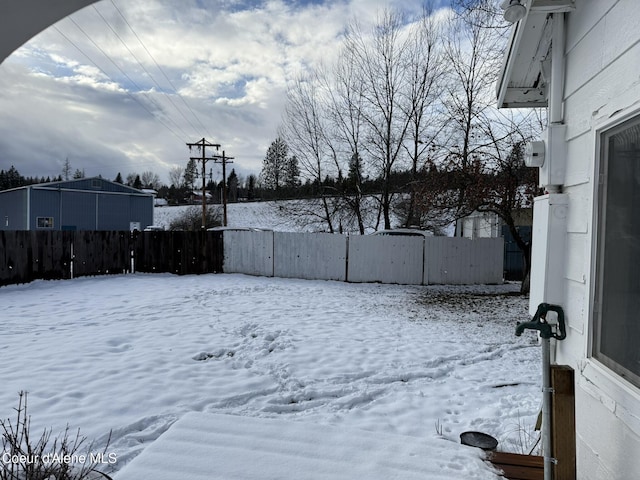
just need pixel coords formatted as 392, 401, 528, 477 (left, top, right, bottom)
460, 431, 499, 451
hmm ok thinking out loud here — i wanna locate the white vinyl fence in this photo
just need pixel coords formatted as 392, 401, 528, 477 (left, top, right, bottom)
273, 232, 347, 281
222, 231, 504, 285
347, 235, 425, 285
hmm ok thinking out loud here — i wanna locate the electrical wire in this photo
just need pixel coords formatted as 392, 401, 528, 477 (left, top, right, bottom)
52, 23, 188, 145
109, 0, 215, 141
68, 14, 196, 141
93, 3, 206, 138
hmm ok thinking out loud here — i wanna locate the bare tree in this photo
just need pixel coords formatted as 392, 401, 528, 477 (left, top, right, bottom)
412, 2, 542, 290
169, 166, 184, 188
141, 170, 161, 189
397, 3, 445, 228
323, 37, 370, 234
472, 109, 543, 291
435, 1, 507, 225
344, 9, 414, 229
280, 74, 338, 232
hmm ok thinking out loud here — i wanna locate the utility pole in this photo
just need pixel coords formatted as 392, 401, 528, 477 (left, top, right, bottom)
213, 151, 234, 226
187, 138, 220, 229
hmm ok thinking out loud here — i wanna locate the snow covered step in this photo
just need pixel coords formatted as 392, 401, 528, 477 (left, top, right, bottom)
114, 412, 498, 480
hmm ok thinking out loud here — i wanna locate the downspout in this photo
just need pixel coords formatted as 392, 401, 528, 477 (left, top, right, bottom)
25, 186, 31, 230
543, 13, 566, 480
549, 12, 565, 125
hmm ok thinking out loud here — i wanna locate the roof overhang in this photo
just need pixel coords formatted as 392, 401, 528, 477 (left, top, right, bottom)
0, 0, 100, 65
497, 0, 575, 109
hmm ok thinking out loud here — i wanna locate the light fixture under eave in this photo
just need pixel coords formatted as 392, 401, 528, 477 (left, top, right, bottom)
501, 0, 527, 23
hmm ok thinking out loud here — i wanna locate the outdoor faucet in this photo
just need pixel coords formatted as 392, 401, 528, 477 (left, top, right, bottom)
515, 302, 566, 340
515, 303, 567, 480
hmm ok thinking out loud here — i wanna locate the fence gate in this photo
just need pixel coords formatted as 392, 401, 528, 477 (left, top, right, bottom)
502, 225, 531, 281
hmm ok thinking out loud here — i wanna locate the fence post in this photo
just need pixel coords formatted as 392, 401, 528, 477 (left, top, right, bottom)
551, 365, 576, 480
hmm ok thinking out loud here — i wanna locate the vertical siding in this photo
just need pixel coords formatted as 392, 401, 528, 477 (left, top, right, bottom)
130, 195, 153, 229
29, 189, 60, 230
0, 189, 28, 230
1, 186, 153, 231
60, 191, 97, 230
97, 194, 130, 230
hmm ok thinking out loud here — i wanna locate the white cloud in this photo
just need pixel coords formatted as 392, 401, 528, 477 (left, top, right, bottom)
0, 0, 443, 184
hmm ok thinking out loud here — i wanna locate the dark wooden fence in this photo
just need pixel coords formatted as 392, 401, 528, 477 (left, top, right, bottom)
133, 231, 223, 275
0, 230, 223, 287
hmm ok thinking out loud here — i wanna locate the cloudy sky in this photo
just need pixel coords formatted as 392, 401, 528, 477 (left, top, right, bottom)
0, 0, 452, 186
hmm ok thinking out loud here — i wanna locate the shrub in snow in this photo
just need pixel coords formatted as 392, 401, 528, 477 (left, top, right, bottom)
0, 392, 113, 480
168, 205, 222, 231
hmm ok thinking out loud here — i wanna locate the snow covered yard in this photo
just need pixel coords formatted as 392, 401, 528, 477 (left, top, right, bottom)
152, 202, 326, 232
1, 274, 541, 478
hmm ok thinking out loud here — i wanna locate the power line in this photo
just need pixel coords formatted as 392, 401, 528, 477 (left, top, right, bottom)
212, 150, 234, 226
92, 3, 206, 138
66, 15, 194, 140
109, 0, 215, 140
187, 138, 220, 229
52, 24, 188, 144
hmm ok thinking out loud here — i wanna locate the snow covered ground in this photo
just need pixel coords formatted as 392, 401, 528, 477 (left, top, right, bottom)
1, 274, 541, 478
152, 200, 419, 234
153, 202, 302, 232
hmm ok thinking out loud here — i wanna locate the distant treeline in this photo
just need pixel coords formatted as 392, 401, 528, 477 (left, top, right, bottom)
0, 166, 62, 191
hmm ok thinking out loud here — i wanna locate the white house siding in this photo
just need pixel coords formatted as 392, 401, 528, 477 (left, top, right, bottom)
559, 1, 640, 478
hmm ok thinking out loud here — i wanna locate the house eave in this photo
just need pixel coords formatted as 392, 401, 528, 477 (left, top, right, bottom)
497, 0, 575, 109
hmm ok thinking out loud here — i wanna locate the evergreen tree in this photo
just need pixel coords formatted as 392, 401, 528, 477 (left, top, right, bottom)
284, 155, 301, 189
227, 169, 239, 203
133, 175, 143, 190
1, 166, 24, 190
260, 137, 289, 192
184, 158, 198, 191
126, 173, 137, 186
73, 168, 85, 179
247, 174, 257, 201
347, 153, 363, 190
114, 172, 124, 184
62, 157, 72, 181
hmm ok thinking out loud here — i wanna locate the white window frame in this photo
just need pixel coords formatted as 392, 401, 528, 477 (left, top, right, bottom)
591, 111, 640, 390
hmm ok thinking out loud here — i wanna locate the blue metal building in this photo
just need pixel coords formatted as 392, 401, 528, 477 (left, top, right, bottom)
0, 177, 153, 231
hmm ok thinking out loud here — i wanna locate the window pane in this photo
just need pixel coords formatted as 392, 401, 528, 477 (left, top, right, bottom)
597, 121, 640, 385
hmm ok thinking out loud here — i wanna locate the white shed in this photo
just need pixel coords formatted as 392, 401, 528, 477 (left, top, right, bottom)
498, 1, 640, 479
